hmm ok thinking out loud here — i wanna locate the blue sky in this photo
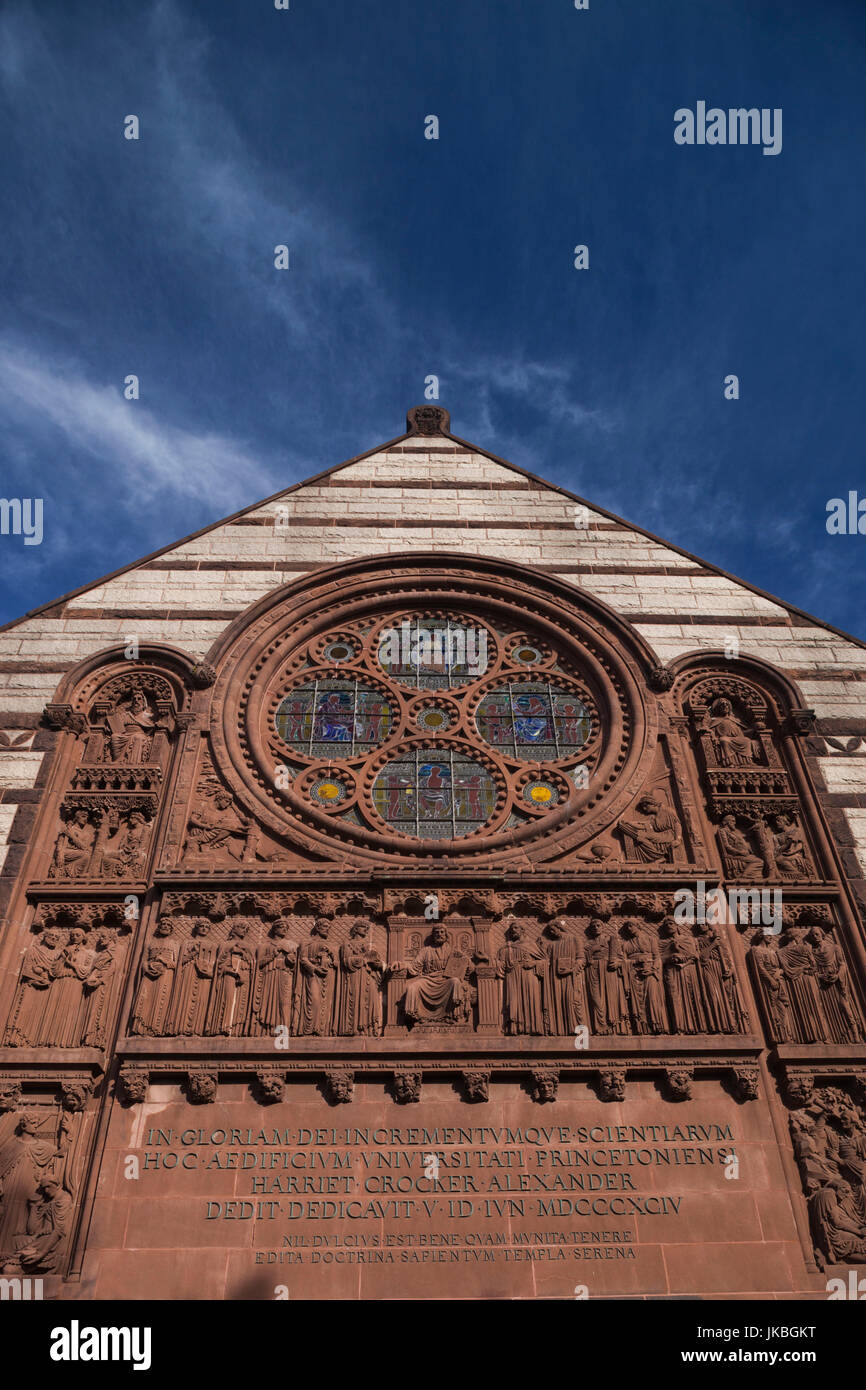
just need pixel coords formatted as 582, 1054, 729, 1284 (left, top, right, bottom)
1, 0, 864, 635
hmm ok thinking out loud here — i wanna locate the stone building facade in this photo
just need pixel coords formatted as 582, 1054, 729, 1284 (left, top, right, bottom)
0, 404, 865, 1299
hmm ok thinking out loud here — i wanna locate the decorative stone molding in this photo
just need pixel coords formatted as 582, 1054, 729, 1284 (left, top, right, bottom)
406, 404, 450, 435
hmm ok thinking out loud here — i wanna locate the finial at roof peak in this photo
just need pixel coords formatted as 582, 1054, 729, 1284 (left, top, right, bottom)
406, 404, 450, 436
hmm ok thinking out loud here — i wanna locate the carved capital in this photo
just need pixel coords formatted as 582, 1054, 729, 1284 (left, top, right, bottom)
787, 708, 817, 736
61, 1079, 92, 1113
0, 1080, 22, 1112
43, 703, 87, 735
648, 665, 675, 693
784, 1070, 815, 1107
731, 1066, 760, 1102
188, 663, 217, 690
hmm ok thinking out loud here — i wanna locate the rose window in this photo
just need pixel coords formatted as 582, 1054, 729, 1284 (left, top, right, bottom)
242, 586, 626, 859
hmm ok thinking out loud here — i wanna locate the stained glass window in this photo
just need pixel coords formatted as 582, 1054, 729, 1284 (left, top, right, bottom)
377, 618, 489, 688
475, 683, 591, 760
372, 749, 498, 839
274, 680, 393, 756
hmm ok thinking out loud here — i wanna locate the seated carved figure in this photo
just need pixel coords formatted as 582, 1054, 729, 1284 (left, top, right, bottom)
809, 1177, 866, 1267
50, 809, 95, 878
702, 697, 757, 766
773, 814, 811, 878
618, 794, 681, 864
185, 791, 249, 861
106, 689, 155, 764
717, 814, 764, 879
15, 1177, 73, 1275
98, 810, 148, 878
393, 925, 475, 1026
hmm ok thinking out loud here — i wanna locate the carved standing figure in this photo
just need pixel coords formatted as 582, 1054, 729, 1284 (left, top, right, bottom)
773, 815, 811, 879
583, 919, 617, 1035
695, 921, 748, 1033
130, 917, 179, 1037
809, 925, 863, 1043
749, 933, 792, 1042
3, 928, 65, 1047
776, 925, 825, 1042
540, 919, 584, 1035
254, 918, 298, 1037
81, 928, 120, 1048
39, 928, 94, 1047
496, 920, 545, 1036
293, 919, 337, 1036
167, 920, 219, 1036
661, 919, 708, 1034
337, 920, 383, 1036
619, 920, 667, 1034
207, 920, 256, 1037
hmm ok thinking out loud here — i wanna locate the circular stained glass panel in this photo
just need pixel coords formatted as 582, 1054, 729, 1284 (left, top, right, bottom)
475, 683, 591, 760
512, 643, 543, 665
415, 707, 453, 732
310, 778, 348, 806
377, 618, 489, 689
372, 749, 498, 839
522, 780, 560, 809
321, 639, 357, 664
275, 680, 393, 756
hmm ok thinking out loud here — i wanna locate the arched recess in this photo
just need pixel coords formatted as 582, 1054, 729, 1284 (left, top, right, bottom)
0, 643, 200, 1043
663, 649, 866, 1047
181, 551, 676, 868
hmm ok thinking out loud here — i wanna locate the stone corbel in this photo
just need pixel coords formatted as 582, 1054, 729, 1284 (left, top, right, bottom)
254, 1069, 285, 1104
392, 1070, 421, 1104
116, 1066, 150, 1105
598, 1067, 626, 1102
186, 1070, 218, 1104
462, 1069, 490, 1103
43, 703, 88, 736
664, 1065, 694, 1101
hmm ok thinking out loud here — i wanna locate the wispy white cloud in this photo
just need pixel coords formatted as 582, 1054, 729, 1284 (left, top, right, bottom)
446, 356, 621, 443
0, 340, 274, 512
